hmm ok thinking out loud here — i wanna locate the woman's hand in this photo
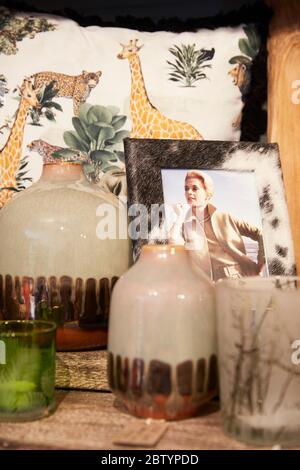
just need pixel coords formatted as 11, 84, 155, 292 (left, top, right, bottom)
172, 203, 187, 226
173, 203, 184, 216
256, 261, 265, 275
168, 204, 185, 245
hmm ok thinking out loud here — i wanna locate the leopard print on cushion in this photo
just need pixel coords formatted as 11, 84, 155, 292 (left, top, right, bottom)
31, 70, 102, 116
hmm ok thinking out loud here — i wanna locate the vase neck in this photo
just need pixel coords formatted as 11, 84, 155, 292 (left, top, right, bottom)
139, 245, 188, 264
40, 163, 85, 182
138, 244, 213, 285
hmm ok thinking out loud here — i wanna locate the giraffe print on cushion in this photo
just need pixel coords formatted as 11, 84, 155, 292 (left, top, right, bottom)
0, 79, 40, 209
117, 39, 203, 140
30, 70, 102, 117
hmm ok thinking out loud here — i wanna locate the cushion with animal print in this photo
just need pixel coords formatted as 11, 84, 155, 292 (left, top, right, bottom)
0, 6, 266, 194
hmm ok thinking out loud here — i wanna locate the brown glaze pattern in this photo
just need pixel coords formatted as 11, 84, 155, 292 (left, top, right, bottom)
109, 353, 218, 420
0, 274, 118, 327
74, 278, 84, 321
131, 358, 144, 397
207, 353, 219, 393
99, 278, 110, 322
147, 360, 172, 396
177, 360, 193, 396
196, 358, 206, 393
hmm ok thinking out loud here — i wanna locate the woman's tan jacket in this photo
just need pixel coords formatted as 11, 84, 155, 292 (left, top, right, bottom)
170, 204, 265, 276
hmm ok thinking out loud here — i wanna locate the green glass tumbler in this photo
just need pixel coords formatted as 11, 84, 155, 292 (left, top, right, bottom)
0, 320, 56, 421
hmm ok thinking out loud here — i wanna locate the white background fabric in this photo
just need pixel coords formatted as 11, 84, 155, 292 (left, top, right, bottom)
0, 12, 246, 184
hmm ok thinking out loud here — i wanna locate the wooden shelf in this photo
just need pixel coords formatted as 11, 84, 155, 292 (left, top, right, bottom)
0, 390, 258, 450
1, 351, 299, 450
267, 0, 300, 273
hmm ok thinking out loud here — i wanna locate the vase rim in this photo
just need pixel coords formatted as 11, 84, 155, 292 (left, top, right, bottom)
142, 244, 185, 253
43, 162, 83, 166
216, 276, 300, 291
40, 161, 86, 182
0, 320, 57, 337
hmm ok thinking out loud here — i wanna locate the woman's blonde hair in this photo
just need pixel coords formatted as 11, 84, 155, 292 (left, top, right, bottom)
185, 170, 214, 199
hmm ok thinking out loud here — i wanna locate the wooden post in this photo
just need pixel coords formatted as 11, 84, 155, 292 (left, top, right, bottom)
267, 0, 300, 273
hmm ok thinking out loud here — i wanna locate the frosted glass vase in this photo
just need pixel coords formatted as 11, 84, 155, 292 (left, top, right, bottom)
216, 277, 300, 446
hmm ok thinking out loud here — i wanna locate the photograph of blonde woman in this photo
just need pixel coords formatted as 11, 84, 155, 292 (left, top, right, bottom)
162, 169, 267, 282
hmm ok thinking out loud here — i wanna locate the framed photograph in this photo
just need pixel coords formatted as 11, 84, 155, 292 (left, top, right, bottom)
124, 138, 296, 280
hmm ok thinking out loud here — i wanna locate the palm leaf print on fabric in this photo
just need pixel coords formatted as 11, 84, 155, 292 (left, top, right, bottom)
167, 43, 215, 87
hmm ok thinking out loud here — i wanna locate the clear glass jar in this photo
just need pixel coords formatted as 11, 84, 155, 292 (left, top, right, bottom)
0, 162, 131, 351
108, 244, 217, 420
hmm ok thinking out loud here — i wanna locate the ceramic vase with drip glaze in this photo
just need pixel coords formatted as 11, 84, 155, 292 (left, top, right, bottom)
0, 162, 131, 350
108, 244, 217, 420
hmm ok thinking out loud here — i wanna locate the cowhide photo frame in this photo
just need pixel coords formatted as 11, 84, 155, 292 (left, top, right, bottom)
124, 138, 296, 278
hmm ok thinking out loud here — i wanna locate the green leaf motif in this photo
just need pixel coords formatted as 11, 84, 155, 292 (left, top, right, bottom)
87, 105, 113, 125
72, 117, 90, 144
89, 150, 120, 173
238, 38, 255, 59
16, 155, 32, 191
27, 80, 62, 126
44, 109, 55, 121
111, 115, 127, 131
90, 150, 117, 163
42, 101, 63, 111
0, 345, 51, 412
97, 126, 116, 148
78, 102, 92, 123
0, 10, 56, 56
106, 130, 129, 145
43, 81, 58, 101
64, 131, 89, 152
82, 123, 99, 142
63, 103, 129, 189
0, 380, 36, 393
18, 162, 28, 171
103, 165, 120, 173
229, 55, 251, 65
16, 171, 26, 178
243, 25, 261, 53
115, 151, 125, 162
167, 43, 215, 87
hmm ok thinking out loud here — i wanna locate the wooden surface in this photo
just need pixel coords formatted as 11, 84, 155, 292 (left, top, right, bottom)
56, 350, 109, 391
267, 0, 300, 273
1, 351, 299, 450
0, 391, 260, 450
